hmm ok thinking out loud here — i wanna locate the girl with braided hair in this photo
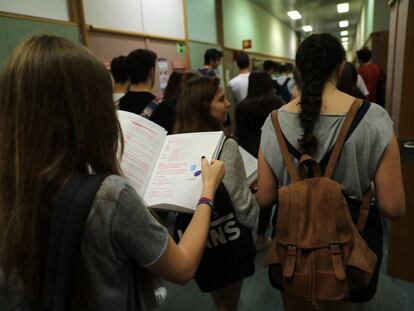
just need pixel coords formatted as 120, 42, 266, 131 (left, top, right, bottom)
256, 33, 405, 310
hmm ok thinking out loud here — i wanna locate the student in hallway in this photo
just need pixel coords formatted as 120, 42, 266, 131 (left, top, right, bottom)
119, 49, 169, 132
275, 63, 295, 103
0, 35, 226, 311
198, 48, 223, 78
150, 71, 183, 134
151, 71, 200, 134
356, 48, 383, 103
110, 55, 129, 108
235, 71, 283, 250
174, 77, 259, 311
119, 49, 159, 119
228, 52, 250, 105
263, 60, 282, 97
263, 60, 278, 77
337, 62, 367, 100
257, 33, 405, 310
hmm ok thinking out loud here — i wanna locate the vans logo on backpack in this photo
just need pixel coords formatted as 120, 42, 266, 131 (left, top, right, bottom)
265, 100, 377, 305
177, 213, 241, 248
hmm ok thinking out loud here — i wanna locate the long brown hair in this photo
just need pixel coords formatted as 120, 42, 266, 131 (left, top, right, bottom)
0, 35, 123, 306
174, 76, 221, 133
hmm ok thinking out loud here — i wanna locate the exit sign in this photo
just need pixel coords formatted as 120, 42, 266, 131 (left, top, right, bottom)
242, 39, 252, 49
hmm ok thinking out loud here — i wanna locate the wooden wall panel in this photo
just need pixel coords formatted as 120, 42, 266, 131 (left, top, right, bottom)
387, 0, 414, 282
87, 31, 145, 64
371, 31, 389, 74
88, 32, 188, 99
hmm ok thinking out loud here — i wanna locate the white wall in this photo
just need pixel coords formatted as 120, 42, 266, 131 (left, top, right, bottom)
0, 0, 69, 21
186, 0, 218, 43
141, 0, 185, 38
222, 0, 297, 59
84, 0, 144, 33
84, 0, 185, 39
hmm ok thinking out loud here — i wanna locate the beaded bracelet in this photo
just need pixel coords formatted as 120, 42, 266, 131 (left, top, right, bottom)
198, 196, 214, 211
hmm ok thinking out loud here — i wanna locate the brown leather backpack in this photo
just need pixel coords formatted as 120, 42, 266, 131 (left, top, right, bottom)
265, 100, 377, 304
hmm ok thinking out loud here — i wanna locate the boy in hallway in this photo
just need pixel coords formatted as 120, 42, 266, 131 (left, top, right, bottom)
228, 52, 250, 105
111, 55, 129, 108
198, 48, 223, 78
356, 48, 383, 103
119, 49, 158, 118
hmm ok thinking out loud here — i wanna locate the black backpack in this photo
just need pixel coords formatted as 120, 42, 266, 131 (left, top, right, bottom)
274, 77, 292, 103
42, 174, 109, 311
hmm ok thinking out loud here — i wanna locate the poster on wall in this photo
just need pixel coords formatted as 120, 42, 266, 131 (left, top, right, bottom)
158, 58, 169, 92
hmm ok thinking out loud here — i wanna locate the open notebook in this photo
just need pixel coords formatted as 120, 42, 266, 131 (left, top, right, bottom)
118, 111, 226, 213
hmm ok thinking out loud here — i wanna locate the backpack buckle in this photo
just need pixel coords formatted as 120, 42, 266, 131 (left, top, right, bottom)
329, 242, 341, 254
287, 243, 297, 256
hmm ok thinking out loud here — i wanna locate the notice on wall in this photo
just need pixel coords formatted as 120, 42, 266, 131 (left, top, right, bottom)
158, 58, 169, 92
242, 39, 252, 49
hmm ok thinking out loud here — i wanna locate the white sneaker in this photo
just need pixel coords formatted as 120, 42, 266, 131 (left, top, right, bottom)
154, 286, 167, 305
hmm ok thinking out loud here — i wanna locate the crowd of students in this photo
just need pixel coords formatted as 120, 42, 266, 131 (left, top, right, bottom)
0, 32, 405, 311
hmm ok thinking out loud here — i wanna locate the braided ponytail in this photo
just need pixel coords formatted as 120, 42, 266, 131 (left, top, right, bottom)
295, 34, 345, 155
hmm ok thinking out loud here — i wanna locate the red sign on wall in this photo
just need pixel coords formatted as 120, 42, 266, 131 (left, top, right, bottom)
242, 39, 252, 49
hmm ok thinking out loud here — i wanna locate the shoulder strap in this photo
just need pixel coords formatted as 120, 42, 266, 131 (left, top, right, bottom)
324, 99, 362, 178
140, 100, 159, 119
42, 174, 110, 311
271, 110, 301, 182
283, 77, 291, 87
280, 101, 370, 163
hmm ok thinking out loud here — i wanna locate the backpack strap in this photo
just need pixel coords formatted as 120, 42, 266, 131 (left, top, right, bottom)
271, 110, 301, 182
42, 173, 110, 311
324, 99, 362, 178
278, 101, 370, 164
140, 100, 159, 119
356, 188, 373, 233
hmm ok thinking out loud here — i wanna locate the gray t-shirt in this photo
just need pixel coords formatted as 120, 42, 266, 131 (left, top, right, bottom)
219, 138, 259, 229
260, 103, 394, 201
73, 175, 169, 311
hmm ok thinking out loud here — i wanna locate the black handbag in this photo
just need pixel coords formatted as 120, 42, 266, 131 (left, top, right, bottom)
174, 183, 256, 292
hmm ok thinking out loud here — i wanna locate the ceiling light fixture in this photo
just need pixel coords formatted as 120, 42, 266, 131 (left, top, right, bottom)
302, 25, 313, 32
341, 37, 349, 42
337, 3, 350, 13
340, 30, 349, 36
287, 10, 302, 20
339, 20, 349, 28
